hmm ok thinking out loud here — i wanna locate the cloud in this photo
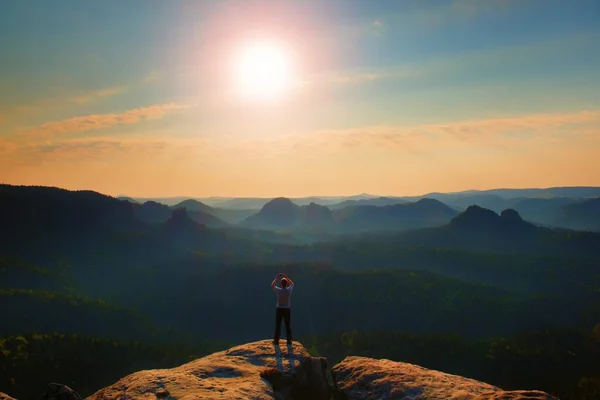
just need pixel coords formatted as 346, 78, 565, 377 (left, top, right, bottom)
0, 84, 128, 121
70, 86, 126, 104
21, 103, 193, 138
2, 135, 210, 166
292, 109, 600, 151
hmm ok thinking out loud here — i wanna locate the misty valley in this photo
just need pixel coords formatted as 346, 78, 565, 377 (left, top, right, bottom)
1, 184, 599, 399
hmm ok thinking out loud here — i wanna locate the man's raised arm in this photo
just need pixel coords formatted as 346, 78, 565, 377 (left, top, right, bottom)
271, 273, 281, 290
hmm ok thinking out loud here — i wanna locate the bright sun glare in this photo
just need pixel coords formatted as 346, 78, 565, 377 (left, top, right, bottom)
233, 41, 294, 102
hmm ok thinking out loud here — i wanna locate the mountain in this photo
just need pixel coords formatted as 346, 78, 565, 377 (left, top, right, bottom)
334, 198, 458, 232
413, 195, 597, 231
240, 197, 458, 233
417, 193, 513, 212
509, 197, 580, 226
554, 197, 600, 232
415, 186, 600, 201
0, 184, 142, 239
212, 197, 276, 210
449, 205, 535, 234
171, 199, 255, 224
209, 194, 381, 210
327, 196, 407, 210
132, 200, 172, 223
129, 200, 228, 228
81, 340, 554, 400
116, 196, 139, 203
239, 197, 303, 230
171, 198, 214, 213
378, 205, 600, 257
481, 186, 600, 198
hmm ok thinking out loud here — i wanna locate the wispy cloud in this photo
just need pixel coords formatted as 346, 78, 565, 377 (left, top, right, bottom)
0, 85, 128, 121
70, 86, 126, 104
2, 135, 210, 166
21, 103, 193, 138
290, 109, 600, 151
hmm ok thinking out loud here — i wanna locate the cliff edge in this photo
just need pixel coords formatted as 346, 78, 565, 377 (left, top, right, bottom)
13, 339, 556, 400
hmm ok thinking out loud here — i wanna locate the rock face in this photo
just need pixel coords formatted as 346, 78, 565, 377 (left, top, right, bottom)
333, 356, 557, 400
0, 393, 16, 400
78, 340, 556, 400
87, 340, 329, 400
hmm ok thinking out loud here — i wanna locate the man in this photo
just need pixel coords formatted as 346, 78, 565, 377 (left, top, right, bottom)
271, 272, 294, 344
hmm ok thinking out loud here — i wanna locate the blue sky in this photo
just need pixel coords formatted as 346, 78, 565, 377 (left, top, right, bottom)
1, 0, 600, 197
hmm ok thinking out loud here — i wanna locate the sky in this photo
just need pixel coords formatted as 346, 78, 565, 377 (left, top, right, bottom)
1, 0, 600, 198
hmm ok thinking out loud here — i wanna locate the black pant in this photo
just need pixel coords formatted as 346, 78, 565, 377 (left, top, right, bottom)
274, 307, 292, 342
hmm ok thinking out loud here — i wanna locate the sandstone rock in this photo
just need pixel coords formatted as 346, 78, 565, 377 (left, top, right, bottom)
86, 341, 555, 400
87, 340, 308, 400
0, 393, 16, 400
332, 356, 557, 400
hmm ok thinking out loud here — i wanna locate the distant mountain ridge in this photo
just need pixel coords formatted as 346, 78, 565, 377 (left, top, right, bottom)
239, 197, 458, 233
124, 186, 600, 209
170, 199, 255, 224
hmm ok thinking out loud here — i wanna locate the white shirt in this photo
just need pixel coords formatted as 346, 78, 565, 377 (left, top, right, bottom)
273, 284, 294, 308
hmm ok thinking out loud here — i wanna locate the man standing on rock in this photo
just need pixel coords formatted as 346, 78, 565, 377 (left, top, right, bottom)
271, 272, 294, 344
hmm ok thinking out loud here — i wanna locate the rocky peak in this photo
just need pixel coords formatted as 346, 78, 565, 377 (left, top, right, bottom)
87, 340, 341, 400
247, 198, 301, 228
450, 205, 500, 230
262, 197, 298, 211
333, 356, 556, 400
79, 340, 555, 400
500, 208, 524, 222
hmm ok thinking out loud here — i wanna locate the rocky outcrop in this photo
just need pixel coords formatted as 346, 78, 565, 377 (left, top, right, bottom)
0, 393, 16, 400
57, 340, 555, 400
87, 340, 333, 400
500, 208, 524, 222
333, 356, 557, 400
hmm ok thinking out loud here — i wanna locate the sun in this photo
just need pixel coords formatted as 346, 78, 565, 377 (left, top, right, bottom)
232, 41, 294, 102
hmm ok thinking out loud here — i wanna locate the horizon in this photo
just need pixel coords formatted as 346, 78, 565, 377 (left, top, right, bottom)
116, 184, 600, 201
2, 0, 600, 197
5, 182, 600, 201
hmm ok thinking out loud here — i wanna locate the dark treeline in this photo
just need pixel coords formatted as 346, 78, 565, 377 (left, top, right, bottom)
0, 333, 233, 399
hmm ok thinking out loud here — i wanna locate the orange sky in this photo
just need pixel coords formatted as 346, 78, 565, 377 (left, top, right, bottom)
1, 0, 600, 197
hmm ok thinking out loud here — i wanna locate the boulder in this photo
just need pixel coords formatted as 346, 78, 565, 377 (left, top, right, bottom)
87, 340, 310, 400
332, 356, 557, 400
